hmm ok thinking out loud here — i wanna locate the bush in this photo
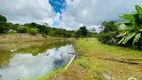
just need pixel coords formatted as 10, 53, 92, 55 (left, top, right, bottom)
98, 21, 119, 45
98, 32, 119, 45
29, 28, 39, 35
17, 26, 30, 33
0, 22, 9, 33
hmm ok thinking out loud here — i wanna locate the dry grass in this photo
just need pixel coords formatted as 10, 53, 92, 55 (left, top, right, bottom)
0, 33, 69, 43
49, 64, 89, 80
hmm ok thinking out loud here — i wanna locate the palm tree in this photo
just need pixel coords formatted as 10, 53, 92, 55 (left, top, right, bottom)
117, 5, 142, 47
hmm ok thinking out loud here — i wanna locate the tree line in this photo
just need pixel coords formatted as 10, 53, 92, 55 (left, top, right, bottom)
98, 5, 142, 50
0, 15, 97, 38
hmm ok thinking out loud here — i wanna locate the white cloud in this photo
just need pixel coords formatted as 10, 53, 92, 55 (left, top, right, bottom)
0, 0, 56, 26
1, 0, 142, 30
56, 0, 142, 30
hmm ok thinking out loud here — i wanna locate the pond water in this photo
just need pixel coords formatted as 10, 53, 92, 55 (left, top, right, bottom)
0, 40, 74, 80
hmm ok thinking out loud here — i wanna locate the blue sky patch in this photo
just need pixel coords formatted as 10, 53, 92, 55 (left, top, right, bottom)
49, 0, 66, 27
49, 0, 66, 14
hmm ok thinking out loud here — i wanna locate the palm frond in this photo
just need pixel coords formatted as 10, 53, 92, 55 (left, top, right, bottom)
119, 14, 135, 21
135, 5, 142, 14
117, 31, 125, 37
117, 31, 128, 37
132, 33, 141, 45
139, 29, 142, 32
117, 36, 126, 44
122, 33, 136, 44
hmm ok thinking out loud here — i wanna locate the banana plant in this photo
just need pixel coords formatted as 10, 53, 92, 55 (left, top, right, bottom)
117, 5, 142, 46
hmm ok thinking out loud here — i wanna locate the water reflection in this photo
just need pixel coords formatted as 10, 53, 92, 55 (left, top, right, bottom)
0, 41, 72, 67
0, 44, 74, 80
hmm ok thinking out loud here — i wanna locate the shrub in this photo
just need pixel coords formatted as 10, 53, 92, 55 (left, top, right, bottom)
98, 32, 119, 45
29, 28, 39, 35
0, 22, 9, 33
17, 26, 30, 33
98, 21, 119, 45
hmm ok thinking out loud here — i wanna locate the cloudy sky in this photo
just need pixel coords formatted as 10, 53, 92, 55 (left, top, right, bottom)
0, 0, 142, 30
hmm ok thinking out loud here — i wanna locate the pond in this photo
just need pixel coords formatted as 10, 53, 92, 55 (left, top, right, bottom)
0, 40, 75, 80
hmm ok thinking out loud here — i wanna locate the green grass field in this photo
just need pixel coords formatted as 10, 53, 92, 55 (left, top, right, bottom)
41, 38, 142, 80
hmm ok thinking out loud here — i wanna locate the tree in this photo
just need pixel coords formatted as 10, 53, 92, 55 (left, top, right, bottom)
117, 5, 142, 48
0, 22, 9, 33
12, 23, 20, 31
100, 21, 118, 32
30, 28, 39, 35
78, 26, 88, 37
98, 21, 119, 45
74, 30, 80, 39
24, 22, 39, 28
0, 15, 7, 22
7, 22, 13, 29
0, 15, 9, 33
17, 26, 30, 33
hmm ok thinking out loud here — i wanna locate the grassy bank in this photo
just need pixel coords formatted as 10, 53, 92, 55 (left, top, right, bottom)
41, 38, 142, 80
0, 33, 70, 43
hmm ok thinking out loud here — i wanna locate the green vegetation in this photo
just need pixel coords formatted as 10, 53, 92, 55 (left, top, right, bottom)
98, 21, 119, 45
0, 15, 9, 33
98, 5, 142, 50
117, 5, 142, 49
42, 38, 142, 80
75, 26, 88, 38
0, 22, 9, 33
0, 15, 7, 22
0, 15, 97, 38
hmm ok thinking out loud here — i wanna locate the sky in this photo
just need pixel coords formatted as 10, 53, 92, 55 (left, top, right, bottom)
0, 0, 142, 30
